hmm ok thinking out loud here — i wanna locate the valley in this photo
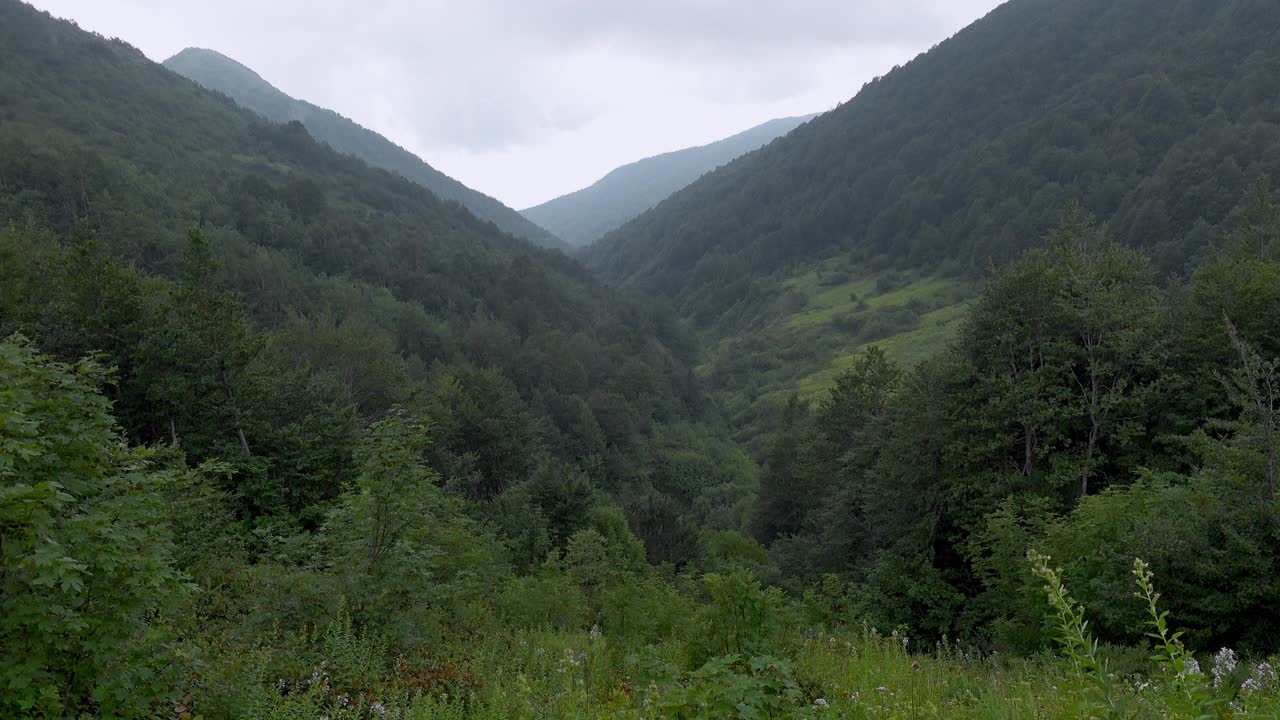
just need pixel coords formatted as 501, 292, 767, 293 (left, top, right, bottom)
3, 0, 1280, 718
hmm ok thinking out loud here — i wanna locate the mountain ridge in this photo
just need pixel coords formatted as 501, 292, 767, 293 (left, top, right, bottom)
163, 47, 567, 250
522, 114, 817, 248
584, 0, 1280, 324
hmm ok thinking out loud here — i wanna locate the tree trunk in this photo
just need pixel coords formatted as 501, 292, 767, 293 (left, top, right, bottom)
219, 360, 252, 456
1079, 421, 1099, 500
1023, 427, 1036, 476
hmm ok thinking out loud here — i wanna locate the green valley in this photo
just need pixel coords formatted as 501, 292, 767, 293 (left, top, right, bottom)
4, 0, 1280, 718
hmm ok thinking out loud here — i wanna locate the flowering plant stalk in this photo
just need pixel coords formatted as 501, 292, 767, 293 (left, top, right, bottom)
1028, 549, 1129, 719
1132, 558, 1221, 719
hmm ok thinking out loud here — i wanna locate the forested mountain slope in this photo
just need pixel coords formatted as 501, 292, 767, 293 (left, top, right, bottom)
585, 0, 1280, 330
0, 0, 730, 530
522, 115, 816, 248
163, 47, 566, 250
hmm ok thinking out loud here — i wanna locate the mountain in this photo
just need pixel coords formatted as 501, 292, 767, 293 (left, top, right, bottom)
582, 0, 1280, 438
522, 115, 817, 247
163, 47, 566, 250
0, 0, 703, 493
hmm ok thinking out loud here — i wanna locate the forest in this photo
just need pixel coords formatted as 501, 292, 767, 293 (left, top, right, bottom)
161, 48, 565, 251
3, 0, 1280, 717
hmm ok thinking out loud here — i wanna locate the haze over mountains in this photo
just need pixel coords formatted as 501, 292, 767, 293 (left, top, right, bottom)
163, 47, 567, 250
588, 0, 1280, 311
522, 115, 818, 248
577, 0, 1280, 438
0, 0, 702, 484
9, 0, 1280, 715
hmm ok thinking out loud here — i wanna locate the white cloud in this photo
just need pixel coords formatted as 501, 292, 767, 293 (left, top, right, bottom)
29, 0, 1004, 208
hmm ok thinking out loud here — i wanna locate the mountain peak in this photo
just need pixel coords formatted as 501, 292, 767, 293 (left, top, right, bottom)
163, 48, 566, 250
522, 113, 818, 248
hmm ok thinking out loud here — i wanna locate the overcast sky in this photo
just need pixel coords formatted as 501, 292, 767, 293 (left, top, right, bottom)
32, 0, 1003, 209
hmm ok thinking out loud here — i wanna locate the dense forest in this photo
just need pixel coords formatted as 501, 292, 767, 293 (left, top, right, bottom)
583, 0, 1280, 449
4, 0, 1280, 717
163, 48, 566, 250
521, 115, 816, 248
585, 0, 1280, 330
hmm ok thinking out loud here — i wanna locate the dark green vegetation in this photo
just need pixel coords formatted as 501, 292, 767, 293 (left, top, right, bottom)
163, 47, 566, 250
522, 115, 816, 248
0, 0, 750, 557
754, 208, 1280, 654
5, 0, 1280, 717
585, 0, 1280, 444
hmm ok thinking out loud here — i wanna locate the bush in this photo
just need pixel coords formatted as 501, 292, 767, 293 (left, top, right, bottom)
690, 570, 790, 666
495, 573, 587, 632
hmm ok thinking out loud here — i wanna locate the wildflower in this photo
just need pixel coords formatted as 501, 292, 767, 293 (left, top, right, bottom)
849, 691, 860, 703
813, 698, 829, 709
1182, 657, 1203, 677
589, 624, 603, 641
877, 686, 887, 693
370, 702, 387, 715
1242, 662, 1277, 695
1213, 648, 1238, 688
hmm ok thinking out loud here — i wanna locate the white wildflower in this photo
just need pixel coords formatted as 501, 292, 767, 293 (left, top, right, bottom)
813, 698, 829, 709
1213, 648, 1237, 688
1242, 661, 1277, 695
1181, 657, 1202, 677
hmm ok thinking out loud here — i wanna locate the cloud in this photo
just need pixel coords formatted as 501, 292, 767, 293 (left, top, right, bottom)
491, 0, 970, 58
29, 0, 1003, 206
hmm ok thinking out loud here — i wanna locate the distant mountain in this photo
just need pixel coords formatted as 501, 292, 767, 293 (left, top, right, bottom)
0, 0, 701, 473
522, 115, 817, 248
581, 0, 1280, 441
163, 47, 566, 250
586, 0, 1280, 325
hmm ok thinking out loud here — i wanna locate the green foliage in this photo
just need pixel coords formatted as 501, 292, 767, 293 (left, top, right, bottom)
0, 0, 710, 524
523, 115, 815, 247
691, 570, 789, 665
495, 573, 587, 632
702, 530, 769, 575
1028, 549, 1126, 717
651, 654, 815, 720
0, 336, 187, 718
325, 411, 502, 641
1132, 559, 1222, 718
163, 48, 565, 249
587, 0, 1280, 333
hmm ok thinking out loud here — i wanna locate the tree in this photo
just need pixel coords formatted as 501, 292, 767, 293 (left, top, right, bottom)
324, 410, 501, 639
1221, 322, 1280, 498
139, 228, 260, 457
1056, 221, 1161, 497
0, 336, 185, 718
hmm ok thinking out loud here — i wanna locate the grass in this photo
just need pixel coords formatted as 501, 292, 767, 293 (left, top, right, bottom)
705, 264, 975, 414
250, 625, 1280, 719
793, 302, 968, 399
782, 274, 965, 333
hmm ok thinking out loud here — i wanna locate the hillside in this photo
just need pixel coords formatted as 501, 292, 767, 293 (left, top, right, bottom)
582, 0, 1280, 438
521, 115, 816, 247
8, 0, 1280, 716
0, 0, 715, 516
163, 47, 566, 250
586, 0, 1280, 320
